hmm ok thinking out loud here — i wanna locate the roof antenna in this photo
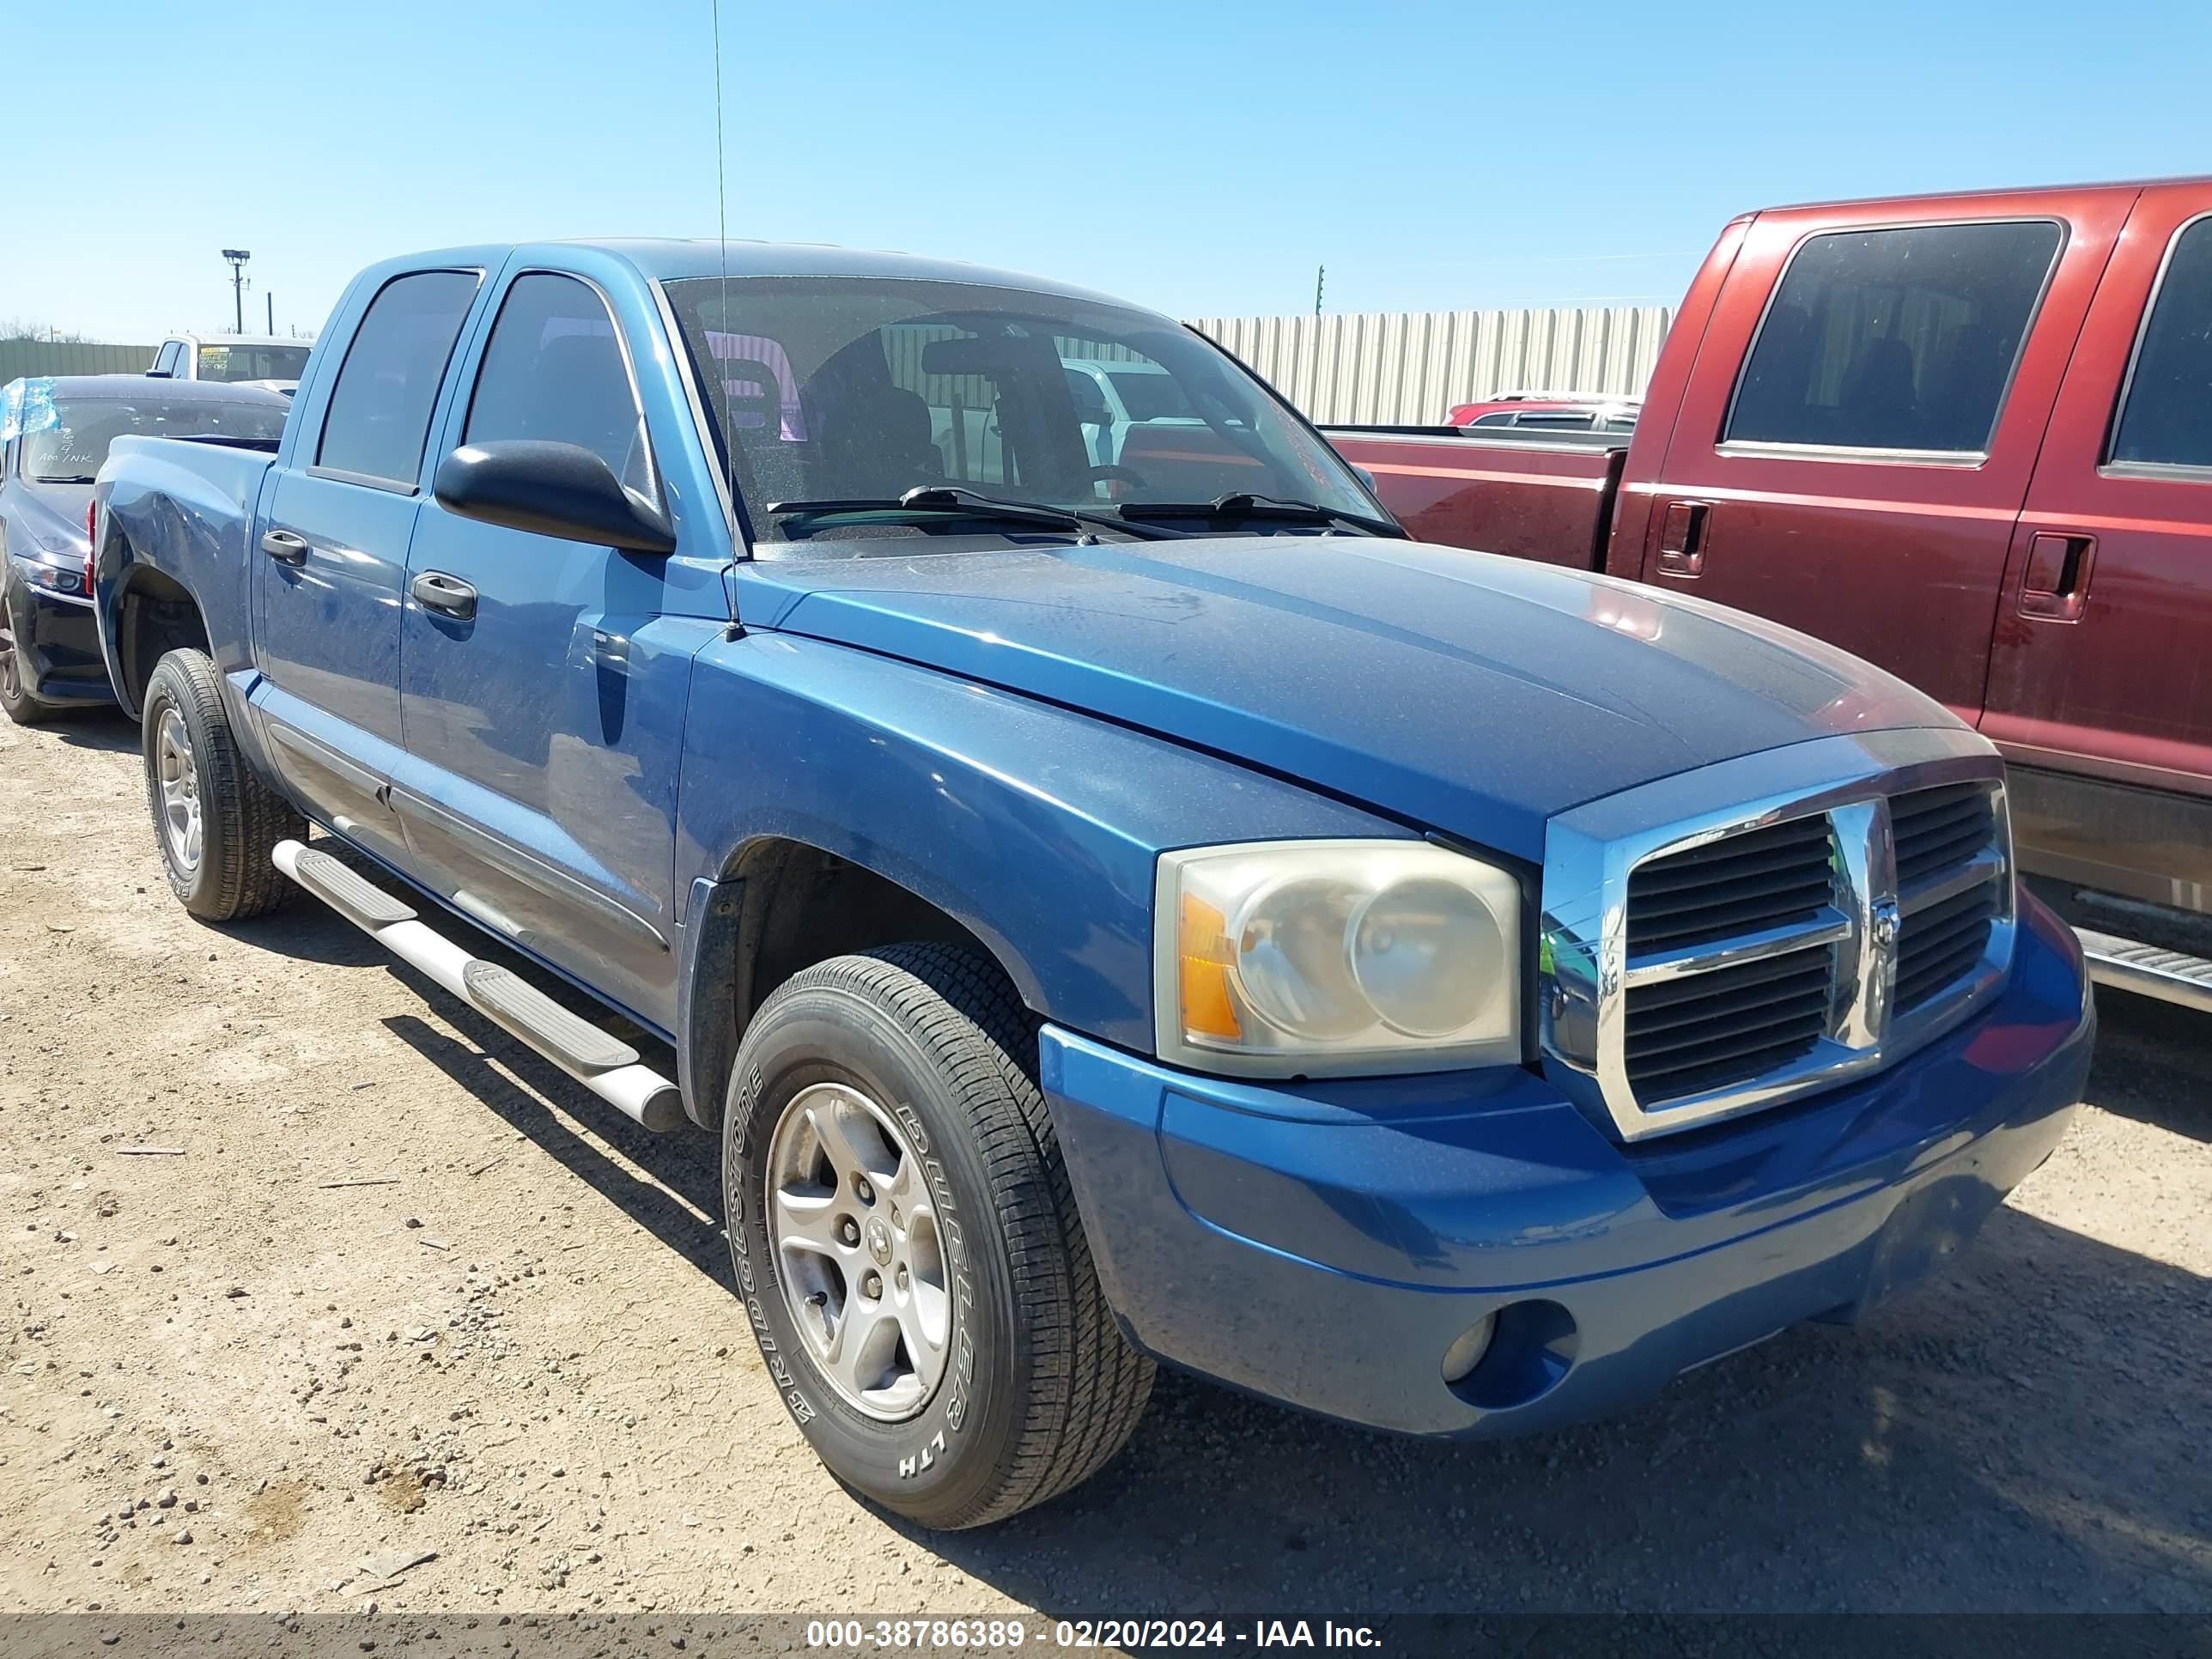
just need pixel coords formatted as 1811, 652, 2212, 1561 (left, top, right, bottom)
710, 0, 737, 525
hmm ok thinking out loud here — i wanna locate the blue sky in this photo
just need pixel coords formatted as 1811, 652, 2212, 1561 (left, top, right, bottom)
9, 1, 2207, 343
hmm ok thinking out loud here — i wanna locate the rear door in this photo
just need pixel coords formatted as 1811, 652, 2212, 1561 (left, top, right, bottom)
252, 267, 486, 861
1983, 184, 2212, 911
1637, 193, 2130, 723
394, 261, 726, 1029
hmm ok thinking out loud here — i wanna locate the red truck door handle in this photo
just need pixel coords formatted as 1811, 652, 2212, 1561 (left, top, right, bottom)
1656, 501, 1711, 576
2020, 532, 2096, 622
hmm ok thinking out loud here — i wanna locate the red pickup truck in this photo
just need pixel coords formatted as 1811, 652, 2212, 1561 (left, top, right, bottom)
1326, 178, 2212, 1012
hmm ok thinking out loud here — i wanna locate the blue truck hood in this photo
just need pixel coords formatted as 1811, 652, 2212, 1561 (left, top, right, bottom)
731, 536, 1956, 860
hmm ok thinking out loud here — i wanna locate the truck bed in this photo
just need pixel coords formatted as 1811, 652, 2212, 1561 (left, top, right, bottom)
1322, 425, 1624, 570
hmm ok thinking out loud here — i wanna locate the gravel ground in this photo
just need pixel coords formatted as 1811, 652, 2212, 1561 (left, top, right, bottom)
2, 708, 2207, 1624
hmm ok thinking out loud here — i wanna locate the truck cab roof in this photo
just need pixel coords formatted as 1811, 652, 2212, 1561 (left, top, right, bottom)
378, 238, 1144, 312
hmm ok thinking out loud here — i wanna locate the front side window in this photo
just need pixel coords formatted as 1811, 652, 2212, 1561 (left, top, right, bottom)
663, 275, 1386, 544
1726, 221, 2063, 454
315, 270, 480, 487
198, 343, 311, 384
462, 273, 655, 499
2110, 217, 2212, 471
21, 396, 289, 483
152, 343, 180, 376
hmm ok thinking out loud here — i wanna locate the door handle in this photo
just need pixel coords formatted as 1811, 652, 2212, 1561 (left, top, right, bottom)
410, 570, 477, 621
2020, 532, 2096, 622
1656, 501, 1711, 577
260, 528, 308, 565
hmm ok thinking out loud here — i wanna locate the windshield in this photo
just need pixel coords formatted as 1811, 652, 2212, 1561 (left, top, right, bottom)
664, 276, 1387, 544
1107, 368, 1194, 422
21, 397, 290, 483
197, 343, 311, 383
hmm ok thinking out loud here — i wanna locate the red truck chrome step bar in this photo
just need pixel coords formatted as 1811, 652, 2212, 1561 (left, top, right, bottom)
2076, 927, 2212, 1016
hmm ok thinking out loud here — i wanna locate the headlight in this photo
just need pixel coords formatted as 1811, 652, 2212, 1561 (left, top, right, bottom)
1153, 840, 1522, 1077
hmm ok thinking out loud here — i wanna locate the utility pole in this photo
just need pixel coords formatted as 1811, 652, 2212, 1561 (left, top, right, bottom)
1315, 264, 1325, 316
266, 292, 274, 335
221, 249, 252, 335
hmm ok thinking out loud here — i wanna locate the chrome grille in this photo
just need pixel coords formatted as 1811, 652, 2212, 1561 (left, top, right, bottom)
1622, 816, 1838, 1097
1538, 732, 2016, 1143
1625, 814, 1835, 954
1893, 781, 2004, 1011
1623, 945, 1832, 1100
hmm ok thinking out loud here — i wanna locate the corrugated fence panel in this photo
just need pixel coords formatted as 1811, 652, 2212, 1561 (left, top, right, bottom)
0, 341, 157, 380
0, 313, 1668, 426
1189, 306, 1672, 424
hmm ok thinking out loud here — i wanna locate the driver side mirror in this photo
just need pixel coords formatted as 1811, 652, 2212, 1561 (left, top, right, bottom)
433, 440, 676, 555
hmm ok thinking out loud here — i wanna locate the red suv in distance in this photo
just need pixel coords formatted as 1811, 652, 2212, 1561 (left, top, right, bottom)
1446, 392, 1641, 433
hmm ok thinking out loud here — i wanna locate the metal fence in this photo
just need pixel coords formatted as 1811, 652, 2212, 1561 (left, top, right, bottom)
0, 340, 156, 380
1, 309, 1674, 428
1188, 306, 1674, 426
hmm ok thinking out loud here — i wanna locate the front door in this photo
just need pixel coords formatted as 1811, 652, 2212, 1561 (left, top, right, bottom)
1983, 185, 2212, 914
253, 267, 485, 863
395, 265, 724, 1029
1638, 195, 2130, 725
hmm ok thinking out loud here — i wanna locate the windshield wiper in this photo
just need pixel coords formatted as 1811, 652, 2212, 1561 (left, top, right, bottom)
765, 485, 1186, 541
1114, 492, 1401, 537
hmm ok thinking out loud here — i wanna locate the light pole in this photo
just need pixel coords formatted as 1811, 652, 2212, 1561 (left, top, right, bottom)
221, 249, 252, 335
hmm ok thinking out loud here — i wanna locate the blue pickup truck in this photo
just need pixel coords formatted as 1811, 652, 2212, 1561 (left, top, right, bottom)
91, 240, 2095, 1528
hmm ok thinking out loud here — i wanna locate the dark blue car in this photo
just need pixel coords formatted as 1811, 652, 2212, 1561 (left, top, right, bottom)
0, 375, 288, 723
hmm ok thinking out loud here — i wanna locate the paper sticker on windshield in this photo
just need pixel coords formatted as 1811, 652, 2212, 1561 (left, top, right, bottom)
0, 378, 62, 443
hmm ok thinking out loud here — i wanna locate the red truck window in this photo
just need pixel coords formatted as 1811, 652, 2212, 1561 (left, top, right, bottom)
1724, 221, 2063, 457
2109, 215, 2212, 472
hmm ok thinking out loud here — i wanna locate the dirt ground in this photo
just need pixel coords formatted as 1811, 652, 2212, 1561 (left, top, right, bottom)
3, 707, 2208, 1626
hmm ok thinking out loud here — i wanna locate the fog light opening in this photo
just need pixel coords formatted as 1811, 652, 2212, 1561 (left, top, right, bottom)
1445, 1298, 1581, 1411
1439, 1313, 1496, 1385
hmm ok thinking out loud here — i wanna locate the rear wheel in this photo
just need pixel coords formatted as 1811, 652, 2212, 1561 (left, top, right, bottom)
0, 582, 58, 726
141, 649, 303, 920
723, 944, 1153, 1528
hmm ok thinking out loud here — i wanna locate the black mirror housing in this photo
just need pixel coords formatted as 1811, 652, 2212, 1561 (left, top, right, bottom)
432, 440, 676, 554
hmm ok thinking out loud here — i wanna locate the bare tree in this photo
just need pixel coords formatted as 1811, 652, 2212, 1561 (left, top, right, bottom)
0, 317, 91, 343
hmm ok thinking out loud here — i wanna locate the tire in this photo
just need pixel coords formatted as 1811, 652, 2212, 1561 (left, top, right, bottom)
0, 581, 58, 726
141, 649, 304, 921
723, 943, 1153, 1528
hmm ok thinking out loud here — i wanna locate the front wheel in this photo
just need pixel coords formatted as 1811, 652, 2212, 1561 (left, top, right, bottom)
723, 944, 1153, 1528
141, 649, 304, 920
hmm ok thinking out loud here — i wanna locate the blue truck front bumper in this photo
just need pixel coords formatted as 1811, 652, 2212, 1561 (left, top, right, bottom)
1039, 895, 2093, 1437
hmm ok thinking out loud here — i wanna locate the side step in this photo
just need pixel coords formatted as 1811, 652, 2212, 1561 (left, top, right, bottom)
2077, 926, 2212, 1016
275, 841, 684, 1132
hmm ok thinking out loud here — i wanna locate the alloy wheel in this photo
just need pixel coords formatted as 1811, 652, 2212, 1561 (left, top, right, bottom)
763, 1080, 951, 1421
155, 708, 203, 873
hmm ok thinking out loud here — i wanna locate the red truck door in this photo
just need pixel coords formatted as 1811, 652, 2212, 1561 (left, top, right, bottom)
1982, 183, 2212, 908
1633, 192, 2130, 724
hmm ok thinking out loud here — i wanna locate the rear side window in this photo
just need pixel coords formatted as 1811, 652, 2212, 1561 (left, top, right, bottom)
463, 273, 655, 499
315, 270, 480, 487
1725, 221, 2063, 454
2110, 217, 2212, 471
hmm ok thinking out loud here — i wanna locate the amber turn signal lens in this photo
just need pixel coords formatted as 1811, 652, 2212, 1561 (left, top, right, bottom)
1177, 891, 1243, 1042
